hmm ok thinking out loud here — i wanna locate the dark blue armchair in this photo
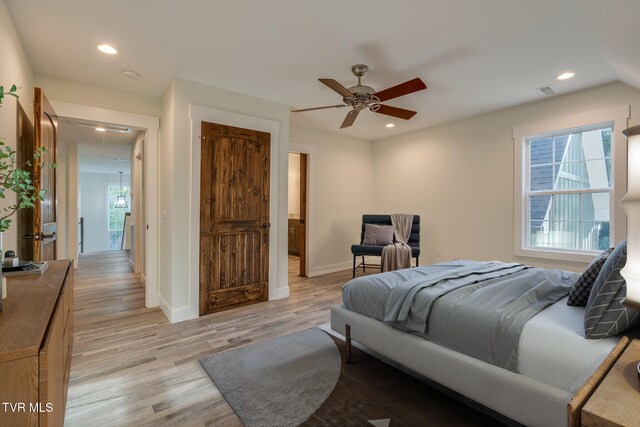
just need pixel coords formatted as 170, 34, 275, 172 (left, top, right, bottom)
351, 214, 420, 278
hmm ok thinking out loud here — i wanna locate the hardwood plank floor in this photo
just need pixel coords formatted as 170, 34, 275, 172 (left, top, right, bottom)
66, 251, 352, 426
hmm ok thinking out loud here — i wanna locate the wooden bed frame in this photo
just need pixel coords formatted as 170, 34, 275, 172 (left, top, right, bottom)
336, 311, 630, 427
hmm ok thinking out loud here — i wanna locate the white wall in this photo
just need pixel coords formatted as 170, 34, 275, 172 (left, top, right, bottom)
159, 80, 175, 309
160, 77, 290, 321
0, 0, 34, 253
56, 139, 78, 262
288, 153, 300, 216
35, 73, 161, 117
290, 125, 376, 275
373, 82, 640, 272
79, 171, 130, 253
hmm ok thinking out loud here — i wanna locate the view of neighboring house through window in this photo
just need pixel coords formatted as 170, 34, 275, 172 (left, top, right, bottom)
525, 123, 612, 253
107, 184, 130, 250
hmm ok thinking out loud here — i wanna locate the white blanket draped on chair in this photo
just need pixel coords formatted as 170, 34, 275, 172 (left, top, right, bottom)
381, 213, 414, 272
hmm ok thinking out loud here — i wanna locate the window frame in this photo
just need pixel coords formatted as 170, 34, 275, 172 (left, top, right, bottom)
513, 107, 629, 263
104, 181, 131, 251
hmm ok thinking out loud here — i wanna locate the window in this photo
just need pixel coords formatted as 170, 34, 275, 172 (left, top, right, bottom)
525, 124, 612, 254
107, 184, 130, 250
514, 107, 628, 262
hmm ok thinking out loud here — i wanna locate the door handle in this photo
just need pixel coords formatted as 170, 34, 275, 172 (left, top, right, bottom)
261, 223, 270, 229
40, 232, 56, 239
23, 233, 39, 240
299, 219, 305, 225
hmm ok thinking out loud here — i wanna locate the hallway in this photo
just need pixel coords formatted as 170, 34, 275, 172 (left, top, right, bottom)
66, 251, 347, 425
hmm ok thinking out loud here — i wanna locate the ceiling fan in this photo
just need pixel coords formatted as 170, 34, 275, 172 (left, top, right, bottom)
292, 64, 427, 129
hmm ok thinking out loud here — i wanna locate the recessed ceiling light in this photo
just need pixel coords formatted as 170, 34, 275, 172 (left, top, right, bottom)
385, 123, 395, 128
557, 72, 575, 80
95, 127, 106, 132
97, 44, 118, 55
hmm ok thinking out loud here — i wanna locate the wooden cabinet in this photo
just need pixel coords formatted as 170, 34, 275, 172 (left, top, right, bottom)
288, 218, 303, 256
582, 339, 640, 426
0, 260, 74, 426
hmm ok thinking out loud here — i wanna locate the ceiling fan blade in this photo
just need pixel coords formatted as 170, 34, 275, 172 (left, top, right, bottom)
374, 104, 417, 120
340, 110, 359, 129
319, 78, 354, 98
291, 104, 346, 113
374, 78, 427, 102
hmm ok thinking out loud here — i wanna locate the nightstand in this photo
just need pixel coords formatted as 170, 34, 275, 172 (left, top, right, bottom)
582, 339, 640, 426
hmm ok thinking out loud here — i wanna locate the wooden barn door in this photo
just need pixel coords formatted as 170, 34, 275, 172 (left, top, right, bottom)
32, 88, 57, 261
199, 122, 270, 315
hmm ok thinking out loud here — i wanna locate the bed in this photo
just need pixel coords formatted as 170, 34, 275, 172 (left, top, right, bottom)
330, 261, 634, 427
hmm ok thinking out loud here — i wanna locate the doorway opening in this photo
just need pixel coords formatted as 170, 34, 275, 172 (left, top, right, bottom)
57, 118, 146, 278
50, 101, 158, 308
288, 152, 307, 277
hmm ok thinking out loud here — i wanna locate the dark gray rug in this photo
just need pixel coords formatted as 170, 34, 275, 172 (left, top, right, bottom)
201, 328, 504, 426
200, 328, 341, 427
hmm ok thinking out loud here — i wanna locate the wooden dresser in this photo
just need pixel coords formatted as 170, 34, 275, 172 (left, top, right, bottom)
581, 339, 640, 426
0, 260, 74, 426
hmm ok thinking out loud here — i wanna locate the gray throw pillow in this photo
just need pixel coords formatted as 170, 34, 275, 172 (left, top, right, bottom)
584, 240, 640, 338
567, 247, 614, 306
362, 224, 394, 246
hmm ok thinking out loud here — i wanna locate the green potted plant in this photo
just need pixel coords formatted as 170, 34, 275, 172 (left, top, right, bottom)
0, 84, 48, 312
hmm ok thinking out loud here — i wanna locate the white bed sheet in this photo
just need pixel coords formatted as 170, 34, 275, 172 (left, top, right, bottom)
518, 296, 618, 394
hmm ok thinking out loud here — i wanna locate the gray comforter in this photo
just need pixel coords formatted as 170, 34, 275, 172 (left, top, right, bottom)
342, 261, 578, 370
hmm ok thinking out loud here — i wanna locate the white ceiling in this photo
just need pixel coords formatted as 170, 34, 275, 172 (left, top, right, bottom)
6, 0, 640, 140
58, 119, 135, 174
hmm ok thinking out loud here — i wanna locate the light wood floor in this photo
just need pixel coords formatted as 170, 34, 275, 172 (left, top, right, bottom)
65, 252, 353, 426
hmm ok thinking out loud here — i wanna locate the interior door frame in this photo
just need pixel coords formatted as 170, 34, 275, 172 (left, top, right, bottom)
298, 153, 307, 276
189, 105, 281, 320
289, 142, 315, 278
49, 101, 160, 308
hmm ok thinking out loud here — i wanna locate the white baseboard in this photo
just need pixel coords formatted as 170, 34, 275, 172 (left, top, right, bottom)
129, 259, 135, 271
158, 294, 171, 320
270, 286, 290, 300
308, 261, 352, 277
158, 294, 190, 323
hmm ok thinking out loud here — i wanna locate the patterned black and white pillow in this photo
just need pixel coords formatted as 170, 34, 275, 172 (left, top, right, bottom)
584, 240, 640, 339
567, 247, 614, 306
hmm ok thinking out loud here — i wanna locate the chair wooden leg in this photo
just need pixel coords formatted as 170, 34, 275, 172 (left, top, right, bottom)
362, 256, 366, 274
416, 256, 419, 267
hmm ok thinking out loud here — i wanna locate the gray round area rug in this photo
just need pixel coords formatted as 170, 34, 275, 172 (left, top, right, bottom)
199, 328, 341, 427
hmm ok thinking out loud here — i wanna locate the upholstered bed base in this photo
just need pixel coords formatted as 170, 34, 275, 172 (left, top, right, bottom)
331, 304, 572, 427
